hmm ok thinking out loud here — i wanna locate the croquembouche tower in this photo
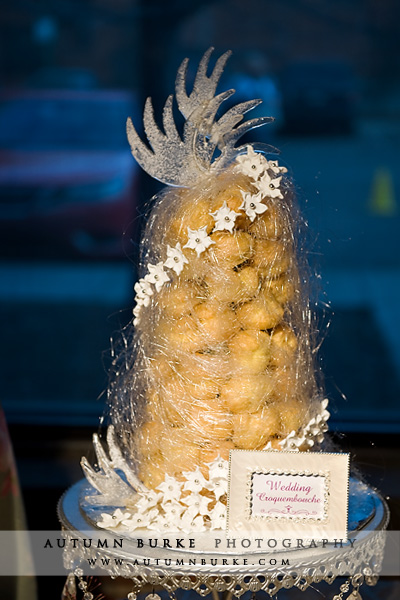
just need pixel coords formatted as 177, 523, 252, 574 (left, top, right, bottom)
82, 48, 330, 533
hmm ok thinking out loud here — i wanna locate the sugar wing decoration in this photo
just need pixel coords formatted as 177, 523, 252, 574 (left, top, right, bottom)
126, 47, 272, 187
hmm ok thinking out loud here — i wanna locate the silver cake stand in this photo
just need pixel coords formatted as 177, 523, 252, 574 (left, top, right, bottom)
58, 478, 389, 600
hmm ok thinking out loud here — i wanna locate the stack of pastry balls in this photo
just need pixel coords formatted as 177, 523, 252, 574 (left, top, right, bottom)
136, 165, 316, 490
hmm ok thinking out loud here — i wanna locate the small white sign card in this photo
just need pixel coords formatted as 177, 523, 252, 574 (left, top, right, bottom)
228, 450, 350, 540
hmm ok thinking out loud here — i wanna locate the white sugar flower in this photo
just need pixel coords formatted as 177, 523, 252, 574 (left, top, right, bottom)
135, 489, 162, 512
208, 478, 228, 501
97, 508, 131, 529
134, 278, 153, 306
209, 502, 227, 530
133, 303, 142, 316
122, 508, 158, 531
181, 492, 212, 516
280, 430, 303, 451
182, 467, 207, 493
181, 510, 206, 533
235, 145, 267, 179
157, 475, 183, 502
132, 303, 142, 326
256, 174, 283, 199
268, 160, 288, 174
147, 515, 179, 532
207, 456, 229, 481
146, 262, 170, 292
183, 226, 215, 256
210, 201, 240, 233
164, 242, 189, 275
239, 191, 268, 221
162, 500, 186, 520
320, 399, 330, 422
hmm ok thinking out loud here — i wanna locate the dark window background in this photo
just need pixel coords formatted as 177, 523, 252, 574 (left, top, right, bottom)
0, 3, 399, 596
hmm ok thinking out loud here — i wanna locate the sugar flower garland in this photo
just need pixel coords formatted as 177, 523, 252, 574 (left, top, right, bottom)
132, 146, 287, 325
96, 455, 229, 534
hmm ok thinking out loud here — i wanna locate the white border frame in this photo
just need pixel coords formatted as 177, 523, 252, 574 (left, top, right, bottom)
227, 450, 350, 541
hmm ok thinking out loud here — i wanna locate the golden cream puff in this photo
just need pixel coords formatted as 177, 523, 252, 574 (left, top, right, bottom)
157, 315, 204, 353
182, 254, 212, 283
228, 329, 271, 374
271, 365, 299, 401
228, 328, 270, 354
204, 266, 241, 304
236, 266, 260, 302
248, 202, 287, 240
157, 282, 196, 319
232, 405, 281, 449
177, 370, 221, 402
236, 295, 284, 330
204, 265, 259, 306
160, 435, 201, 476
263, 272, 296, 306
139, 456, 167, 489
192, 301, 239, 344
168, 197, 215, 245
208, 231, 253, 268
252, 239, 292, 278
219, 373, 275, 413
278, 398, 308, 435
269, 324, 298, 367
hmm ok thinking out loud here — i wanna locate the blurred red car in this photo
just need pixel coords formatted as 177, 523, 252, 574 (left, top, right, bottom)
0, 89, 140, 258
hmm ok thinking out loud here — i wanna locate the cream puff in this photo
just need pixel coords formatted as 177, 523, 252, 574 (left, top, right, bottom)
157, 315, 204, 354
248, 202, 287, 240
157, 282, 197, 319
177, 370, 221, 402
263, 272, 296, 306
236, 266, 261, 302
228, 329, 271, 374
204, 266, 242, 304
270, 364, 299, 402
278, 398, 308, 435
139, 456, 167, 489
160, 435, 201, 476
236, 295, 284, 330
228, 328, 270, 354
269, 324, 298, 367
232, 405, 281, 449
252, 239, 292, 278
205, 265, 259, 306
208, 231, 254, 268
168, 197, 215, 245
192, 301, 239, 344
219, 373, 275, 413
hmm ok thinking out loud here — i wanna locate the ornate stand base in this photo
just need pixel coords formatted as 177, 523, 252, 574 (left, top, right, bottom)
58, 479, 389, 599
